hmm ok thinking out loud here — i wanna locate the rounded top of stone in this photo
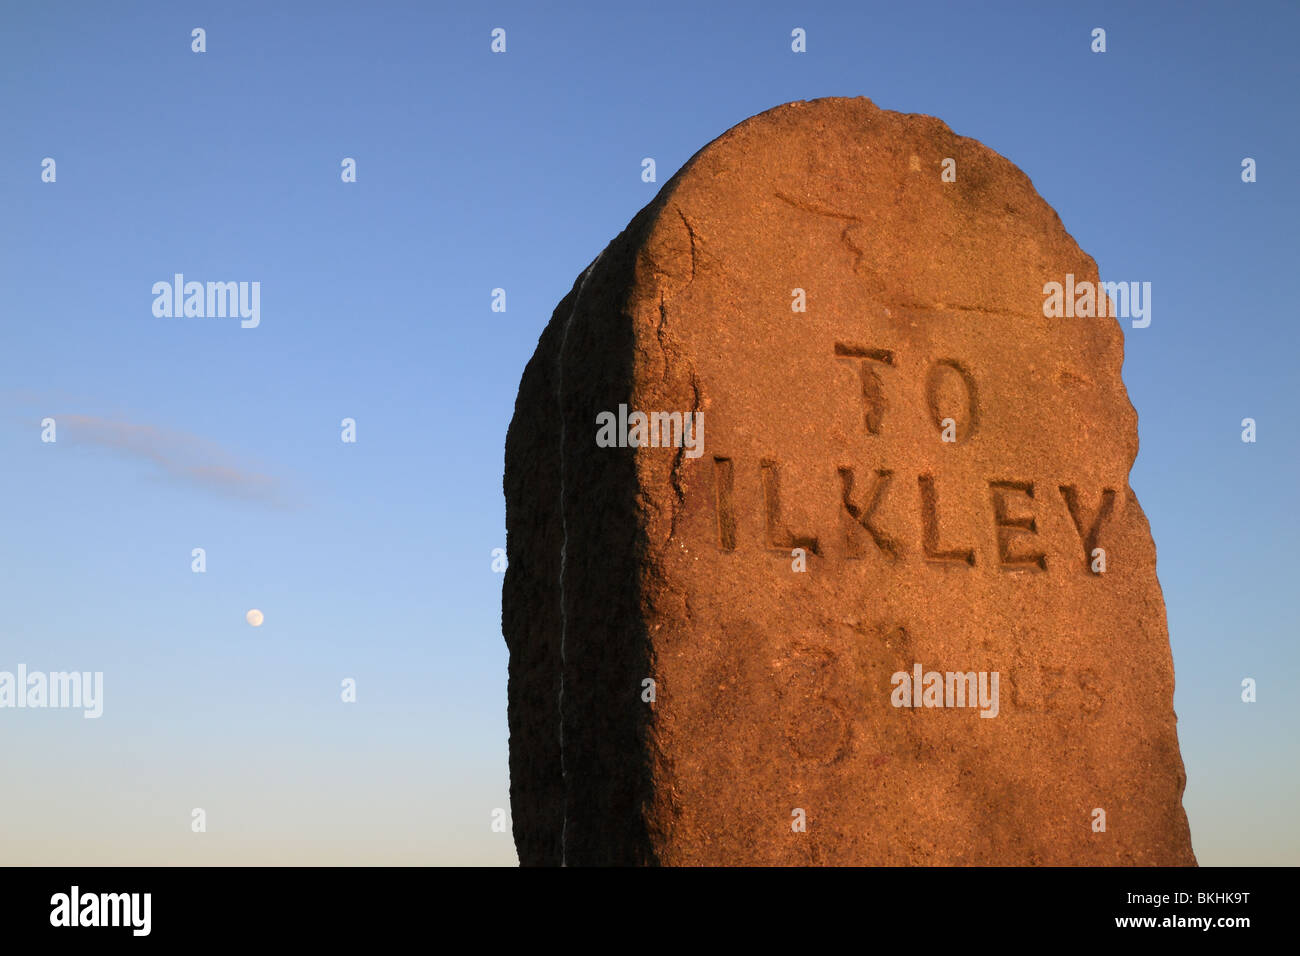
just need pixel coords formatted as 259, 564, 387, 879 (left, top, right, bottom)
636, 96, 1097, 321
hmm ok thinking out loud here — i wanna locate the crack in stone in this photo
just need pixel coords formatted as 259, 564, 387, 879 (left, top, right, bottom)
555, 248, 604, 867
676, 207, 698, 282
664, 371, 702, 546
773, 191, 1039, 318
656, 293, 671, 383
772, 189, 865, 271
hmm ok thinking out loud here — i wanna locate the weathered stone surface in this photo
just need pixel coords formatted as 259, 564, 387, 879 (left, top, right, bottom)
503, 97, 1195, 866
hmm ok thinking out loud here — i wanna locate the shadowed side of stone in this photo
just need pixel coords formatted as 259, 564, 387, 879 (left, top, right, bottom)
503, 205, 667, 866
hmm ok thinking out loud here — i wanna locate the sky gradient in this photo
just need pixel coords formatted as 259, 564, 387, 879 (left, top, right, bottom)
1, 0, 1296, 865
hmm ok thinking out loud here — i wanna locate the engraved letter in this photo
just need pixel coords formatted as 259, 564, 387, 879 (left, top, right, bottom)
838, 467, 898, 559
988, 480, 1046, 570
762, 460, 819, 555
925, 359, 980, 443
919, 475, 974, 566
1059, 486, 1116, 574
834, 344, 894, 435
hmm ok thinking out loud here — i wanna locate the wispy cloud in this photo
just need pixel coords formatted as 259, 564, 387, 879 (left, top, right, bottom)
53, 414, 291, 508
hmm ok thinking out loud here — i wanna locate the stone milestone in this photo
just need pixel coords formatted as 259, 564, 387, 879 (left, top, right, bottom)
502, 97, 1196, 866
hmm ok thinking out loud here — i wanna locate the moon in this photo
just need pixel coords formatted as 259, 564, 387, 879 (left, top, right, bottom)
246, 609, 264, 627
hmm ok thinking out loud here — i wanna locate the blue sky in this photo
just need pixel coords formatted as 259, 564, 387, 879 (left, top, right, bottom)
1, 0, 1296, 865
